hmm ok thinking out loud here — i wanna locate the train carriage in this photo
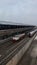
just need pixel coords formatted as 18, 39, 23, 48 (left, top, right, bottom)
27, 29, 37, 37
12, 33, 25, 42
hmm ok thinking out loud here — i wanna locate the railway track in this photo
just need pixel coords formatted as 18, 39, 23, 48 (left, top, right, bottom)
0, 36, 13, 45
0, 36, 30, 65
0, 28, 25, 36
0, 32, 36, 65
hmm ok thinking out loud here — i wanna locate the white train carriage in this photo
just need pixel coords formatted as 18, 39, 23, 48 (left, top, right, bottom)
27, 29, 37, 37
12, 33, 25, 42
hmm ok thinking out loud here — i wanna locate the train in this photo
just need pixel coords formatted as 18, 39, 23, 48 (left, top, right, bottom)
12, 33, 25, 42
27, 29, 37, 37
12, 29, 37, 42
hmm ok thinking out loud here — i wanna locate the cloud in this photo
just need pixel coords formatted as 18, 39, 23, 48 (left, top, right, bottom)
0, 0, 37, 25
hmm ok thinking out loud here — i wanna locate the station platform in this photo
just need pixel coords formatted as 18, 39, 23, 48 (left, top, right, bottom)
17, 36, 37, 65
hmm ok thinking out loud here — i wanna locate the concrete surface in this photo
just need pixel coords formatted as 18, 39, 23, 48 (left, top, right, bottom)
30, 46, 37, 57
34, 36, 37, 40
17, 36, 37, 65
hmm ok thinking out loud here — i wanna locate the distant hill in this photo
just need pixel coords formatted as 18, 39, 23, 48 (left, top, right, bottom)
0, 21, 24, 25
0, 21, 35, 26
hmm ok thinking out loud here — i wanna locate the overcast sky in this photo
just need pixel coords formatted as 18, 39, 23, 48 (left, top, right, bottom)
0, 0, 37, 25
